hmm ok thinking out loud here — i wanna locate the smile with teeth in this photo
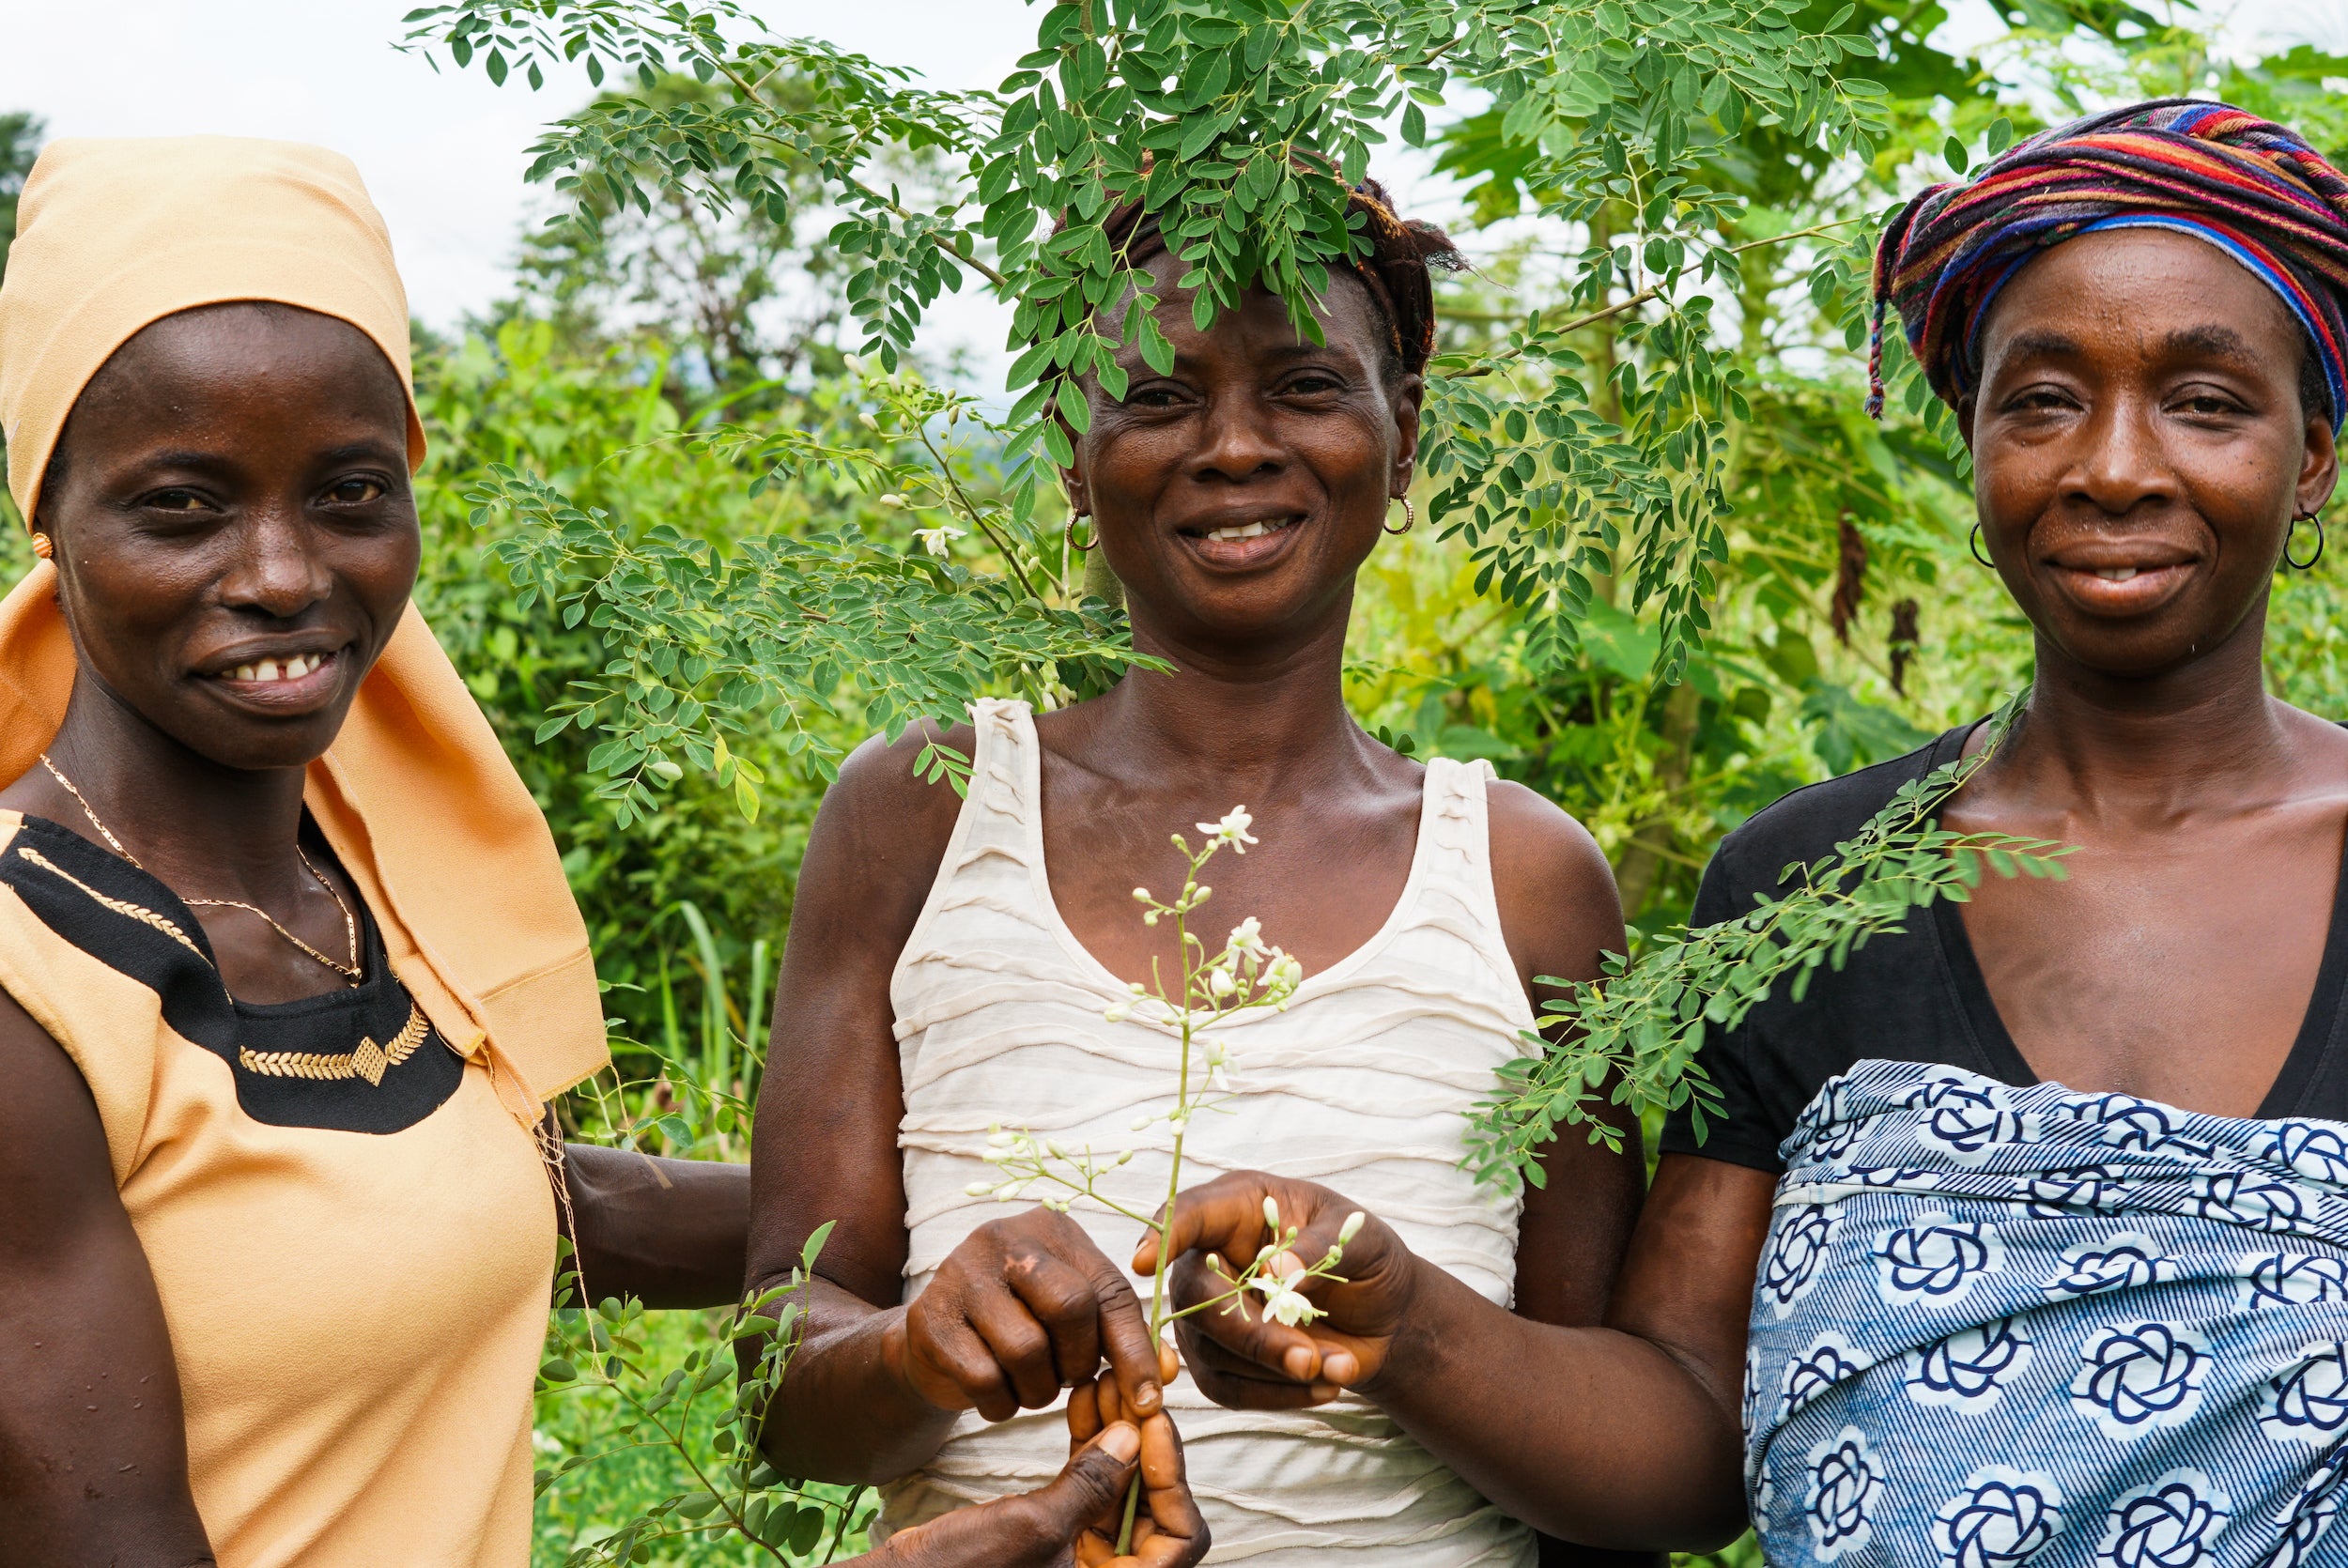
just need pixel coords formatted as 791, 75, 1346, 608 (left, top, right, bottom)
2093, 567, 2141, 582
1203, 518, 1295, 542
222, 652, 333, 684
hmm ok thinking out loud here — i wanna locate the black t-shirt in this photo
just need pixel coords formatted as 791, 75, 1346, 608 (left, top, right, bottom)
1657, 721, 2348, 1173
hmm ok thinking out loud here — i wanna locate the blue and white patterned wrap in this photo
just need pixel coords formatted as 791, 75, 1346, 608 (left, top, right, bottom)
1747, 1058, 2348, 1568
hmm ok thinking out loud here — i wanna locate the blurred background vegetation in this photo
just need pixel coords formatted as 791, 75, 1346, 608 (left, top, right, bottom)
3, 3, 2345, 1560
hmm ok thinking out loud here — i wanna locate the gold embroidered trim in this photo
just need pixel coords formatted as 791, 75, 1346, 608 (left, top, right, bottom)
15, 845, 210, 962
238, 1003, 429, 1086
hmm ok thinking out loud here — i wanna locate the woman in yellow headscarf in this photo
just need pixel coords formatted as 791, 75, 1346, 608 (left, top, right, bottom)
0, 137, 1201, 1568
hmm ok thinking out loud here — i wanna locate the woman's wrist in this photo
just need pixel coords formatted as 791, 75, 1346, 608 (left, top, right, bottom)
1350, 1249, 1448, 1405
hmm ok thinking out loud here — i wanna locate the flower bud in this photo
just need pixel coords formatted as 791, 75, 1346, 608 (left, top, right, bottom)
1132, 1114, 1155, 1131
878, 492, 907, 508
1263, 1195, 1281, 1232
857, 410, 879, 429
1338, 1211, 1367, 1245
994, 1181, 1024, 1202
965, 1181, 994, 1197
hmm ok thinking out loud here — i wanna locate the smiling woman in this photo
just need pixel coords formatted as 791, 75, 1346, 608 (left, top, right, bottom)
747, 175, 1646, 1566
0, 135, 772, 1568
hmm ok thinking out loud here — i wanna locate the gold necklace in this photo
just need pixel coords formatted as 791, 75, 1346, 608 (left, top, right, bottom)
38, 753, 362, 983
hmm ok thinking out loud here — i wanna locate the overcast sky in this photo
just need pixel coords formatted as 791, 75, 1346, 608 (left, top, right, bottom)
2, 0, 2340, 362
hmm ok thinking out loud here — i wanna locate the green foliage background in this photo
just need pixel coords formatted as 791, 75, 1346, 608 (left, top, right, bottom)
5, 2, 2348, 1560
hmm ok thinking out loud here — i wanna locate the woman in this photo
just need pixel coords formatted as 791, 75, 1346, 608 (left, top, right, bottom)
0, 134, 1201, 1568
1116, 100, 2348, 1563
747, 180, 1645, 1565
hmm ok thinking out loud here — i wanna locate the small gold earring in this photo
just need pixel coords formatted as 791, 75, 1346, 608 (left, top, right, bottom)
30, 532, 53, 560
1383, 497, 1415, 536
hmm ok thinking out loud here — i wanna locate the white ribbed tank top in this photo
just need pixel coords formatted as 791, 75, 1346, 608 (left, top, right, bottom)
879, 699, 1537, 1565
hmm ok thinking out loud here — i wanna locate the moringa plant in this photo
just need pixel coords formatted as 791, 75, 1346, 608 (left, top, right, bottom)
401, 0, 1894, 800
1466, 692, 2073, 1191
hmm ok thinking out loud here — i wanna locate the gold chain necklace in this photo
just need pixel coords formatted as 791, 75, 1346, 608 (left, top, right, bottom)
38, 753, 362, 983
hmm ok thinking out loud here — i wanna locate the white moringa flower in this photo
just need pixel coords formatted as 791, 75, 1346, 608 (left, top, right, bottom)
913, 525, 965, 557
1228, 915, 1271, 959
1252, 1272, 1319, 1328
1338, 1211, 1367, 1246
1197, 805, 1259, 851
1207, 966, 1238, 999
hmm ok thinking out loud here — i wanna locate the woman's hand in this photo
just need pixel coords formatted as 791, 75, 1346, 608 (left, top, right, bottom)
883, 1207, 1166, 1424
861, 1372, 1206, 1568
1132, 1171, 1421, 1408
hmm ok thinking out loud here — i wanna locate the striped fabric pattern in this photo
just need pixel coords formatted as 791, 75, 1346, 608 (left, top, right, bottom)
1867, 99, 2348, 431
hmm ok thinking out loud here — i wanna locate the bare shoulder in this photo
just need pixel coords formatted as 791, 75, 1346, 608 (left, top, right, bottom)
1482, 777, 1626, 990
791, 720, 977, 948
824, 719, 978, 833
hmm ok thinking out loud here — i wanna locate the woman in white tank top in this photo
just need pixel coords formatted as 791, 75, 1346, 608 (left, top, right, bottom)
746, 177, 1645, 1566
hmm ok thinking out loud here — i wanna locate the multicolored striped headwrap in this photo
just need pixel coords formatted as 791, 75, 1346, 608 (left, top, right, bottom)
1868, 99, 2348, 434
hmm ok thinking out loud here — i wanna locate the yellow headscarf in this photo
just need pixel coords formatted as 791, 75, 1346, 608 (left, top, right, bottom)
0, 135, 608, 1115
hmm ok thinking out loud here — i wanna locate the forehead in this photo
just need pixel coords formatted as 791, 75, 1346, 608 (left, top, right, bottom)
71, 303, 408, 433
1977, 226, 2305, 370
1133, 244, 1388, 365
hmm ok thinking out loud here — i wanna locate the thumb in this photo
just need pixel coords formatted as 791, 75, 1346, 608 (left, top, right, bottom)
1026, 1422, 1141, 1532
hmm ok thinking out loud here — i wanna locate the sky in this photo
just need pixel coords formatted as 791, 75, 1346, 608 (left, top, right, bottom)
2, 0, 2342, 362
0, 1, 1043, 360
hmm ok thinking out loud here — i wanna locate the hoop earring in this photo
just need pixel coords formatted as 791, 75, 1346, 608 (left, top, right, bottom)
28, 532, 52, 561
1969, 523, 1995, 570
1383, 497, 1415, 536
1066, 515, 1095, 554
2288, 512, 2326, 571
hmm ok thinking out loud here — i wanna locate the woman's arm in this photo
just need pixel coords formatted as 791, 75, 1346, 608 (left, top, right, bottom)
0, 988, 216, 1568
560, 1139, 750, 1310
1140, 1156, 1770, 1550
743, 730, 1166, 1484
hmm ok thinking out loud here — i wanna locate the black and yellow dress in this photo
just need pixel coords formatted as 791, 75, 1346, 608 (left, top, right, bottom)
0, 807, 562, 1565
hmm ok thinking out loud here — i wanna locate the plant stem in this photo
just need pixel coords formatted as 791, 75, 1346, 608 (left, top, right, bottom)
1450, 218, 1867, 379
1120, 859, 1204, 1555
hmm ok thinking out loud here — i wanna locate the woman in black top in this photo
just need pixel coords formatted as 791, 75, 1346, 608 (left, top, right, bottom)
1662, 710, 2348, 1172
1100, 100, 2348, 1556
